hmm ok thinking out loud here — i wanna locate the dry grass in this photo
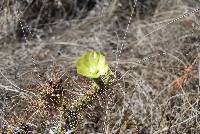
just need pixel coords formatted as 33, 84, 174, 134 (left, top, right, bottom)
0, 0, 200, 133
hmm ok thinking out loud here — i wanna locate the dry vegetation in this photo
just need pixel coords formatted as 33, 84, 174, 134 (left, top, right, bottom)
0, 0, 200, 133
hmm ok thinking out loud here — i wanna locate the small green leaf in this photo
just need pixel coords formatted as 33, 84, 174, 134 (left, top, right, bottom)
76, 51, 109, 78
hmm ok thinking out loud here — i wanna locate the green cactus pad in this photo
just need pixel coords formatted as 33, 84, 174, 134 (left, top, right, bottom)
76, 51, 109, 78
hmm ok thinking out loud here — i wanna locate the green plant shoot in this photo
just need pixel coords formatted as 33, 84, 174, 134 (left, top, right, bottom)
75, 51, 114, 110
76, 51, 109, 78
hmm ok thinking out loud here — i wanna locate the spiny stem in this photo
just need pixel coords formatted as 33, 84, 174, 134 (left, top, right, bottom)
74, 70, 113, 111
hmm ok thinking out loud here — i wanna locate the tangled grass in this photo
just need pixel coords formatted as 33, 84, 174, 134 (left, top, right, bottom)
0, 0, 200, 133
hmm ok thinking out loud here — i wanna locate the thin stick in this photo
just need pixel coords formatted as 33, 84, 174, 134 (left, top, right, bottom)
198, 56, 200, 87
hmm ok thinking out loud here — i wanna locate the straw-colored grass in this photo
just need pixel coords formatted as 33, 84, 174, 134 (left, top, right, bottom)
0, 0, 200, 133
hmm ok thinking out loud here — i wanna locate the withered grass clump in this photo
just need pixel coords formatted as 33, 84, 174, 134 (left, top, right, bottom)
1, 0, 200, 133
1, 64, 123, 133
